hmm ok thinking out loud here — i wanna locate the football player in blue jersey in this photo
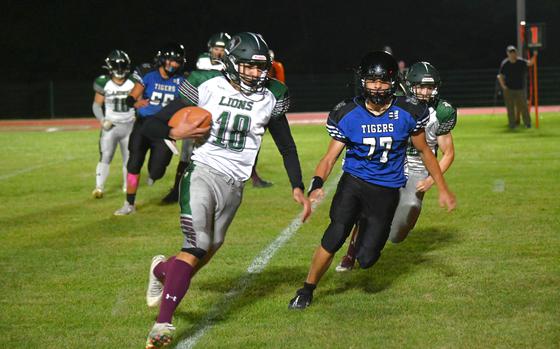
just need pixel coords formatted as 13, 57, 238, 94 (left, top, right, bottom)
114, 43, 187, 215
335, 61, 457, 272
288, 51, 456, 309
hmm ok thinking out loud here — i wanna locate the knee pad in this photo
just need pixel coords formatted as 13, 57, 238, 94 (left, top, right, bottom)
181, 247, 207, 259
321, 221, 353, 253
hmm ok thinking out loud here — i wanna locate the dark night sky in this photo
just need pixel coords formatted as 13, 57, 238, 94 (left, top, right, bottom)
2, 0, 559, 81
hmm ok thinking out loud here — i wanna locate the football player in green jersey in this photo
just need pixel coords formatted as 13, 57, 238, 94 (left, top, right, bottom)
336, 61, 457, 272
141, 32, 311, 348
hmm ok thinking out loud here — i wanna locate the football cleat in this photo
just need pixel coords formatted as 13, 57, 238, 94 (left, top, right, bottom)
288, 288, 313, 310
92, 188, 104, 199
252, 179, 273, 188
114, 201, 135, 216
335, 254, 356, 272
146, 255, 166, 307
145, 322, 175, 349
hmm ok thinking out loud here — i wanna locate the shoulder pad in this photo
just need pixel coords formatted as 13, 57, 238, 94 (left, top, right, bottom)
93, 75, 110, 93
187, 70, 222, 88
266, 78, 288, 100
394, 96, 429, 120
328, 98, 356, 124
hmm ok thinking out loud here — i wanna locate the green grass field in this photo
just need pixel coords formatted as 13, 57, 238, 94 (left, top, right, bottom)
1, 114, 559, 348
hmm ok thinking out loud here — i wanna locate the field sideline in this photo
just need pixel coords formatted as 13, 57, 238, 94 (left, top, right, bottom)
0, 113, 559, 348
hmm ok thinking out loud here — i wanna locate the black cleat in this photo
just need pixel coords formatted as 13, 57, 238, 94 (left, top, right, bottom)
161, 188, 179, 204
252, 179, 273, 188
288, 288, 313, 310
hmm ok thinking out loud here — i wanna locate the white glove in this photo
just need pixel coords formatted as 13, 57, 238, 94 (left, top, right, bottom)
102, 119, 113, 131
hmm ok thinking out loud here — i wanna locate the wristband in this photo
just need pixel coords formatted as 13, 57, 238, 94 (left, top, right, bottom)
308, 176, 324, 196
126, 95, 136, 108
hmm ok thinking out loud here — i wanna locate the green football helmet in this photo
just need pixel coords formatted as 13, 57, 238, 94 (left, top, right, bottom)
405, 62, 441, 102
223, 32, 271, 95
103, 49, 131, 79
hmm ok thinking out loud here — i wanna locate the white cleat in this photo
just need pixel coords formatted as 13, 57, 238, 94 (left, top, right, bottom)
145, 322, 175, 349
147, 255, 166, 307
113, 201, 135, 216
92, 188, 104, 199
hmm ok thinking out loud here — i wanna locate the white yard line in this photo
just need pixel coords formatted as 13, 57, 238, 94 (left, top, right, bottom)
176, 173, 340, 349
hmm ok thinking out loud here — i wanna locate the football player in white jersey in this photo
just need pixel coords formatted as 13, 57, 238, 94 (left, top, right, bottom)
195, 32, 231, 71
140, 32, 311, 348
91, 50, 135, 198
335, 61, 457, 272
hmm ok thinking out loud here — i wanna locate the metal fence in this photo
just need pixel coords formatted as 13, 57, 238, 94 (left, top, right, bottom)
1, 67, 559, 119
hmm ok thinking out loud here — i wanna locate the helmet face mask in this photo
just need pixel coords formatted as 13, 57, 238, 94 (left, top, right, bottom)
358, 51, 399, 105
156, 43, 186, 76
405, 62, 441, 103
103, 50, 131, 79
223, 32, 271, 95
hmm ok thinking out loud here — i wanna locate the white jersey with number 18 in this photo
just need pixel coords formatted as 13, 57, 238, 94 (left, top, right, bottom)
178, 70, 290, 181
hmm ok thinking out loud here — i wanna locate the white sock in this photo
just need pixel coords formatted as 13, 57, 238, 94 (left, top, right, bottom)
122, 165, 128, 192
96, 162, 110, 190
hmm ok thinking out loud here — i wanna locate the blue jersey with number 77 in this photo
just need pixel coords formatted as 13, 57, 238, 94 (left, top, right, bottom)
326, 96, 429, 188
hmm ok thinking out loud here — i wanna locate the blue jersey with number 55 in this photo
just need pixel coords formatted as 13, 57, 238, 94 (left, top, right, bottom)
326, 96, 429, 188
132, 66, 185, 118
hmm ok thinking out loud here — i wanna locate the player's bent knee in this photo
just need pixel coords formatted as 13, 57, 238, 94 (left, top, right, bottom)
389, 228, 410, 244
148, 166, 167, 181
357, 251, 381, 269
211, 241, 224, 252
181, 247, 207, 260
321, 222, 352, 253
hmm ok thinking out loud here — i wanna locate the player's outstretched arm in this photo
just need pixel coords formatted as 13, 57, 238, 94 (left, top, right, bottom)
416, 132, 455, 192
411, 131, 456, 211
268, 114, 311, 222
308, 139, 345, 204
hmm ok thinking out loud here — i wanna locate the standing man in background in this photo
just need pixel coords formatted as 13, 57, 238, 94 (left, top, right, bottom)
92, 50, 135, 198
497, 45, 537, 129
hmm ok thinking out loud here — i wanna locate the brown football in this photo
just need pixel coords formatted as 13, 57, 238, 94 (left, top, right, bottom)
168, 106, 212, 129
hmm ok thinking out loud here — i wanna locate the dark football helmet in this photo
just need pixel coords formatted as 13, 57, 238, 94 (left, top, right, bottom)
207, 32, 231, 50
155, 43, 186, 76
358, 51, 399, 105
103, 49, 131, 79
405, 62, 441, 102
223, 32, 271, 95
207, 32, 231, 62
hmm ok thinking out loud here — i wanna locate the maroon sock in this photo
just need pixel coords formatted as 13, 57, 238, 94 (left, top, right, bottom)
157, 259, 194, 324
153, 256, 176, 280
